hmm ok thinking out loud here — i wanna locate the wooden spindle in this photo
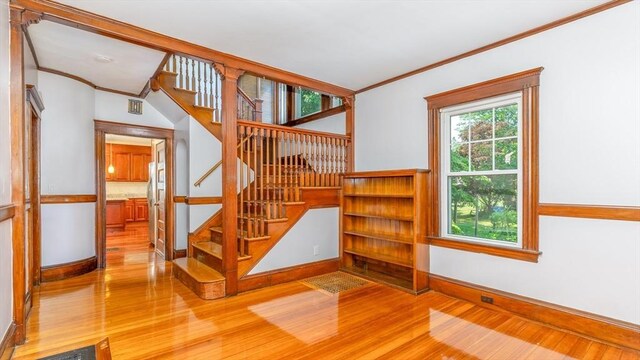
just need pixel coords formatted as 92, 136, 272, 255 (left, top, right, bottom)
265, 129, 271, 220
239, 126, 245, 255
252, 128, 258, 237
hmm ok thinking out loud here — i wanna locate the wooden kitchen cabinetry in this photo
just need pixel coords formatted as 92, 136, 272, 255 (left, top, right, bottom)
106, 200, 126, 229
123, 198, 149, 222
106, 144, 152, 182
134, 198, 149, 221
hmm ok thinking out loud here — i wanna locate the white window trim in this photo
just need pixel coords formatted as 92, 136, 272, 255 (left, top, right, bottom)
440, 92, 523, 248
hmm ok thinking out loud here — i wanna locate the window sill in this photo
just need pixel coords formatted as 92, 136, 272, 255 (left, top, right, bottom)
427, 236, 541, 263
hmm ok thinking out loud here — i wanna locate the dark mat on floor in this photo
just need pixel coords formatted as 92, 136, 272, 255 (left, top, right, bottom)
38, 345, 96, 360
301, 271, 370, 294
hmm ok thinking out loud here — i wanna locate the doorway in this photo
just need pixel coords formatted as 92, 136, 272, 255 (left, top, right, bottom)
94, 120, 174, 269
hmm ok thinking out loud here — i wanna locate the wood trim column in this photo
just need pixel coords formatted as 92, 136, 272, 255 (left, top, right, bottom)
9, 6, 27, 346
344, 96, 355, 172
219, 65, 244, 296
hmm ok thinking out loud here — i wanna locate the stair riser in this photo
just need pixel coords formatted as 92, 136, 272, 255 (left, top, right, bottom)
193, 246, 223, 273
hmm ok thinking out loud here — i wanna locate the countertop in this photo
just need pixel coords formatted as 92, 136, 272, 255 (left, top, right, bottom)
107, 193, 147, 201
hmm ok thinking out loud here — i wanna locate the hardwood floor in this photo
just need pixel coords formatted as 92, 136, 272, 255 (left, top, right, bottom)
12, 224, 639, 359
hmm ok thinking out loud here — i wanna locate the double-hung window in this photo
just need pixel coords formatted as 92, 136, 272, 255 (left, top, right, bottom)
426, 68, 542, 262
441, 94, 522, 246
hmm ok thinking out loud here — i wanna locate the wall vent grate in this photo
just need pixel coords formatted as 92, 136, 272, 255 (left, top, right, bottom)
128, 99, 143, 115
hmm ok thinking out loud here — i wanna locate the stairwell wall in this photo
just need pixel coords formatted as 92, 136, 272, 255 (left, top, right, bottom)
354, 2, 640, 324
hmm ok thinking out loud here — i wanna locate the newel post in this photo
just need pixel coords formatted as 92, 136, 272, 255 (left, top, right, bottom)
217, 64, 244, 296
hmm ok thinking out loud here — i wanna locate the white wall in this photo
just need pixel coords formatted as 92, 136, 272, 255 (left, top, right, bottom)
250, 208, 340, 274
355, 2, 640, 324
188, 119, 221, 232
174, 115, 190, 250
294, 112, 346, 135
0, 0, 13, 344
38, 72, 174, 266
94, 90, 174, 128
23, 35, 37, 87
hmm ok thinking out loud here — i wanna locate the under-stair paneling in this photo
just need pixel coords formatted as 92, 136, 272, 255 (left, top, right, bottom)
249, 208, 339, 274
354, 2, 640, 324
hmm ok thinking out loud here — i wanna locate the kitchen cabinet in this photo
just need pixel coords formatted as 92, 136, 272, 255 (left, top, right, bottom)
106, 200, 126, 229
124, 199, 135, 222
106, 144, 152, 182
135, 198, 149, 221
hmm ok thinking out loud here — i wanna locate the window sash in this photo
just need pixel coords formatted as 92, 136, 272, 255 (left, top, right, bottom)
440, 92, 523, 247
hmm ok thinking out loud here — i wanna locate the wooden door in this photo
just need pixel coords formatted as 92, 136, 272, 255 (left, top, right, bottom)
155, 141, 166, 258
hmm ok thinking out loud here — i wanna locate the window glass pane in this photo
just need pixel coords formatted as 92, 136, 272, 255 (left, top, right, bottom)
465, 109, 493, 141
470, 141, 492, 171
451, 143, 469, 172
448, 174, 518, 243
495, 138, 518, 170
450, 115, 468, 143
300, 89, 321, 117
495, 103, 518, 138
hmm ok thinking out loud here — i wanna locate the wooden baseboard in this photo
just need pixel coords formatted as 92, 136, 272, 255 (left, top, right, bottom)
173, 249, 186, 259
429, 274, 640, 351
41, 256, 98, 282
0, 322, 16, 360
238, 258, 340, 293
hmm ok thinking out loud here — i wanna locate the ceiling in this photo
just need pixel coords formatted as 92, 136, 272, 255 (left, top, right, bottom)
54, 0, 608, 90
28, 20, 166, 94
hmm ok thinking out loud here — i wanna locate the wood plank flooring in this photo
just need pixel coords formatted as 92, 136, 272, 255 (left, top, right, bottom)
12, 223, 639, 359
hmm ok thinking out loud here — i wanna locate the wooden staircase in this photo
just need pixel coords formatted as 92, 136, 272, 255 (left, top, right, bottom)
150, 54, 347, 300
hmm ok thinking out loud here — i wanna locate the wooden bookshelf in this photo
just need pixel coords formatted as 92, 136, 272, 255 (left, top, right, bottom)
340, 169, 430, 294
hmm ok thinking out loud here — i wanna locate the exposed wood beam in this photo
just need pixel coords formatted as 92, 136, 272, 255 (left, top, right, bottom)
10, 0, 354, 97
356, 0, 632, 94
285, 105, 346, 127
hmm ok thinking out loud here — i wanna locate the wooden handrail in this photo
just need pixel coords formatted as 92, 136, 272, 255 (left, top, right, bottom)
237, 87, 256, 108
194, 134, 254, 187
237, 120, 350, 140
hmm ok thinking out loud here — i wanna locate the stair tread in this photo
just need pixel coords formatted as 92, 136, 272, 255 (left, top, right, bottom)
193, 241, 222, 258
209, 226, 272, 241
193, 104, 215, 111
159, 70, 178, 76
193, 241, 254, 260
239, 215, 289, 223
173, 258, 224, 283
244, 200, 304, 205
174, 87, 197, 95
